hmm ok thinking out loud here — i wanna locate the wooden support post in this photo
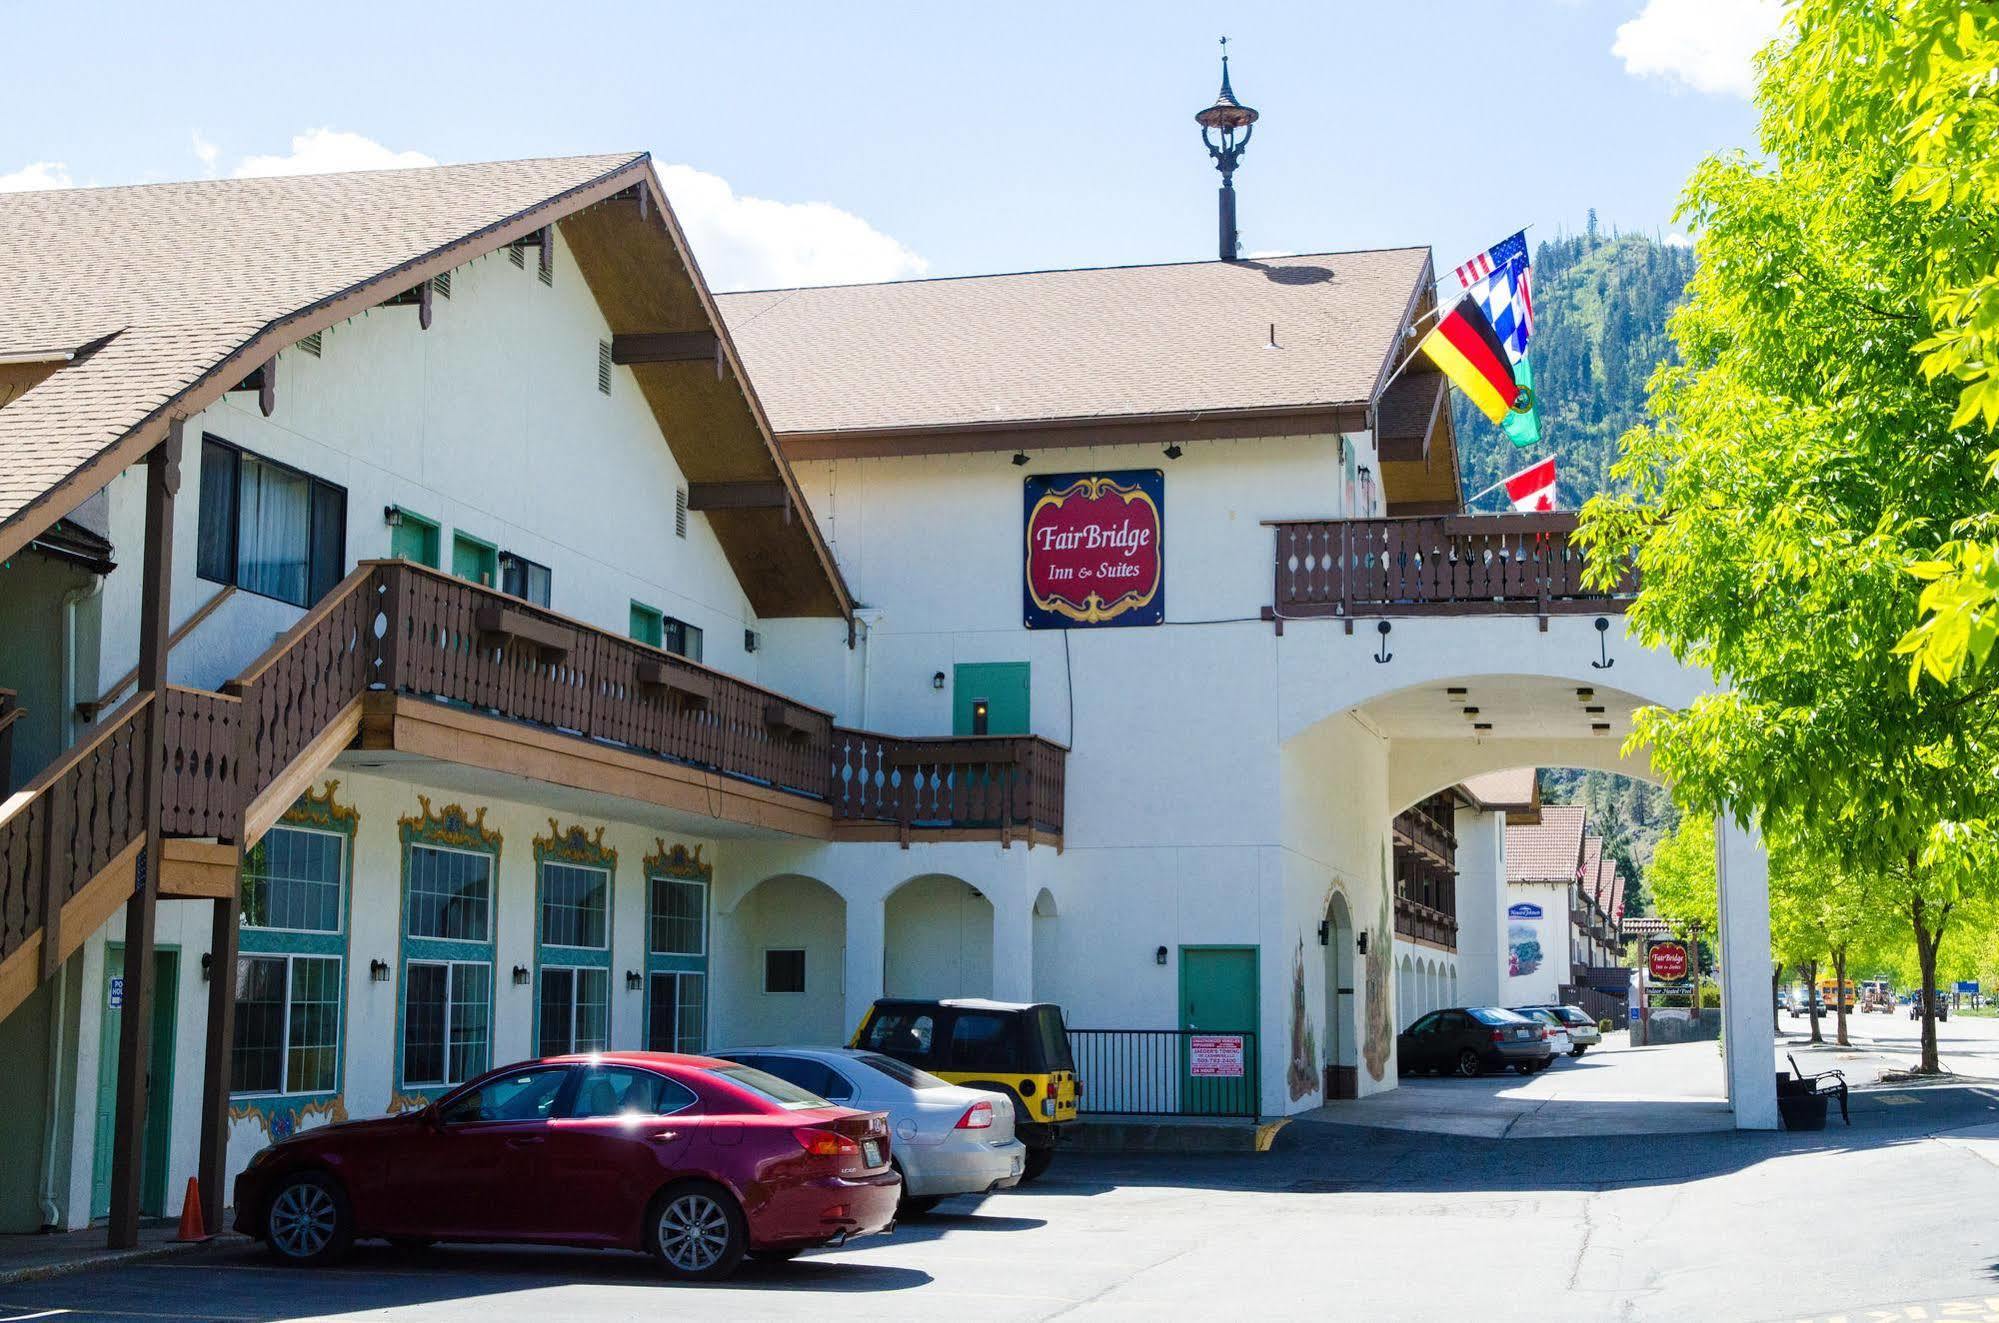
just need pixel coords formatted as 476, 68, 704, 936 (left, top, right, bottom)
108, 420, 179, 1249
258, 355, 276, 418
197, 856, 242, 1235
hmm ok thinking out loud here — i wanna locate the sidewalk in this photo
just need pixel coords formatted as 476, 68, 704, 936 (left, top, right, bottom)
0, 1222, 228, 1285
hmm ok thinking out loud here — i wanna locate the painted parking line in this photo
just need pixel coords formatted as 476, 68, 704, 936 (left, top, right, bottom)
0, 1310, 71, 1321
1787, 1299, 1999, 1321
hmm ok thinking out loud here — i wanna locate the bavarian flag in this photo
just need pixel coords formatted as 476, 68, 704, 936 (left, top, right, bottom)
1418, 295, 1527, 426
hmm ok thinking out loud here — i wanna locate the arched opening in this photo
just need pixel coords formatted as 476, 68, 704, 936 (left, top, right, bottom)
885, 874, 995, 999
721, 874, 847, 1046
1031, 888, 1059, 1006
1322, 890, 1356, 1097
1398, 953, 1416, 1032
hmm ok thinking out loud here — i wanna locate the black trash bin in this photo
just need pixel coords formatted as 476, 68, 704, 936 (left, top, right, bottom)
1778, 1090, 1830, 1130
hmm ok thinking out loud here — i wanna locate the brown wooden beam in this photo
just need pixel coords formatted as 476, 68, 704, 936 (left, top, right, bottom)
108, 420, 179, 1250
611, 331, 720, 365
197, 859, 241, 1234
685, 481, 789, 512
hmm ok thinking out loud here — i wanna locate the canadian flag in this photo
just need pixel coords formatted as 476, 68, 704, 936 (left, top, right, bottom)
1502, 456, 1558, 512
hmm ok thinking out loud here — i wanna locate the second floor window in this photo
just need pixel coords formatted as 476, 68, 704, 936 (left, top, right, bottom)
197, 435, 346, 608
500, 552, 551, 607
406, 845, 493, 943
665, 617, 703, 663
242, 826, 343, 933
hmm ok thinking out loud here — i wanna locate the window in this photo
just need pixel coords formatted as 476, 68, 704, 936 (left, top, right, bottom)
646, 971, 705, 1053
500, 552, 551, 607
856, 1053, 951, 1090
540, 862, 608, 950
630, 602, 663, 648
674, 486, 688, 538
438, 1066, 567, 1125
567, 1065, 696, 1119
197, 435, 347, 607
751, 1054, 855, 1103
389, 509, 440, 568
597, 340, 613, 395
403, 960, 492, 1088
452, 531, 497, 587
537, 966, 609, 1056
706, 1063, 827, 1110
664, 618, 703, 663
649, 875, 705, 956
406, 846, 493, 943
857, 1010, 934, 1059
241, 826, 343, 933
231, 954, 342, 1096
764, 948, 806, 994
946, 1013, 1018, 1070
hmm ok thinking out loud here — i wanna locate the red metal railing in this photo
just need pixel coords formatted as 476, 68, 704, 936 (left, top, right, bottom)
1271, 513, 1636, 618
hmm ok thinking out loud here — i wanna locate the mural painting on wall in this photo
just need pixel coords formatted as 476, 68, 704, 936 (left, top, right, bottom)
1286, 938, 1318, 1101
1022, 470, 1165, 628
1362, 848, 1394, 1080
1508, 924, 1544, 977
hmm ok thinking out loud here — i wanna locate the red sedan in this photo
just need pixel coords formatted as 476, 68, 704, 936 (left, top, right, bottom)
232, 1052, 900, 1280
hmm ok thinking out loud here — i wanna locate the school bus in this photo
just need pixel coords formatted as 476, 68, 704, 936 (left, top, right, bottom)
1818, 979, 1857, 1012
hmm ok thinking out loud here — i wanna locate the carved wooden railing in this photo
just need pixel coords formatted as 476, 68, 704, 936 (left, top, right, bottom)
828, 730, 1067, 840
1393, 894, 1458, 948
1392, 798, 1457, 866
1271, 513, 1637, 618
0, 689, 21, 798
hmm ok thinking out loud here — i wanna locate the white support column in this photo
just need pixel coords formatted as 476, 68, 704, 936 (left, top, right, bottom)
1717, 813, 1778, 1130
991, 892, 1035, 1003
843, 892, 886, 1036
1452, 806, 1506, 1007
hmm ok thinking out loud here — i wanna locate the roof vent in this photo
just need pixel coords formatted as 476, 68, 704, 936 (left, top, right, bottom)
298, 331, 322, 358
431, 271, 452, 300
509, 242, 526, 269
675, 486, 689, 539
597, 340, 613, 396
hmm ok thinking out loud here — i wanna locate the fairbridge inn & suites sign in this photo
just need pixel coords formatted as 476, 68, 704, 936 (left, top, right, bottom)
1022, 470, 1166, 629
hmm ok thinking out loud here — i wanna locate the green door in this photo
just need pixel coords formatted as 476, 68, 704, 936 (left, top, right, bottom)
1178, 946, 1259, 1117
953, 663, 1029, 736
93, 946, 179, 1220
390, 511, 440, 567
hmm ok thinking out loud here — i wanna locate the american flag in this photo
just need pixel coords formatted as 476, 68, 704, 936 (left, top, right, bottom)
1455, 231, 1534, 363
1454, 229, 1530, 288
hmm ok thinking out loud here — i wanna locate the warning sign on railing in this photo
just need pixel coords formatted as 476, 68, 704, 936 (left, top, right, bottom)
1189, 1034, 1246, 1078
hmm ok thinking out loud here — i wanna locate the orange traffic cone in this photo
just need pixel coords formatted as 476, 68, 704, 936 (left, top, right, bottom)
176, 1176, 210, 1242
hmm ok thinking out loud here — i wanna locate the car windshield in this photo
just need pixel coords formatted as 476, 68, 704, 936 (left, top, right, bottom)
706, 1064, 832, 1110
1469, 1007, 1530, 1026
1030, 1006, 1077, 1072
855, 1053, 952, 1090
1519, 1009, 1560, 1026
1555, 1008, 1592, 1026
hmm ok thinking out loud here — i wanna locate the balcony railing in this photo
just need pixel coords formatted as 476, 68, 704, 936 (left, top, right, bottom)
1393, 895, 1457, 948
829, 730, 1066, 842
1271, 513, 1636, 619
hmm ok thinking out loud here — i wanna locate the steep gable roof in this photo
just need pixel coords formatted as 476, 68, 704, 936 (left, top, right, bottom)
0, 154, 850, 618
1506, 804, 1587, 883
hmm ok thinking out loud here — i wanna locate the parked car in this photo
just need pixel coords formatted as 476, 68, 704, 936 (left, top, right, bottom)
1790, 996, 1827, 1019
853, 998, 1078, 1181
713, 1046, 1026, 1215
233, 1053, 900, 1280
1514, 1007, 1573, 1057
1517, 1004, 1602, 1056
1910, 991, 1952, 1021
1397, 1007, 1555, 1077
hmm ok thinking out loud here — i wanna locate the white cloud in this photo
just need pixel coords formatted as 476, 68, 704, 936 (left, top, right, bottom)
658, 162, 926, 291
232, 128, 437, 179
1612, 0, 1786, 97
192, 132, 220, 174
1663, 231, 1694, 248
0, 161, 74, 193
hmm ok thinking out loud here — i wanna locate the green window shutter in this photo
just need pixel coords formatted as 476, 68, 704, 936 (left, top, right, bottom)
630, 602, 663, 648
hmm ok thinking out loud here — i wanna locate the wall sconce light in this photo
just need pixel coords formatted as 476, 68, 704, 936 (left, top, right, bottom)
626, 970, 643, 992
200, 953, 212, 982
1358, 464, 1376, 513
383, 504, 404, 528
512, 964, 530, 986
932, 671, 946, 690
370, 958, 390, 983
1356, 931, 1370, 955
1316, 919, 1329, 946
1163, 443, 1184, 460
1011, 451, 1030, 467
1154, 945, 1169, 966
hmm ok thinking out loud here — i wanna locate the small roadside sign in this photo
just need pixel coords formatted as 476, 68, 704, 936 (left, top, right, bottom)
1189, 1034, 1245, 1078
108, 976, 124, 1009
1647, 941, 1690, 983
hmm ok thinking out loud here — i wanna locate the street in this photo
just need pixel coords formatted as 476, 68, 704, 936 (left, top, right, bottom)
10, 1036, 1999, 1323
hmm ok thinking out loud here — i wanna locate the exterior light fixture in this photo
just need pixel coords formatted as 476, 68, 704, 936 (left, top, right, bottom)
626, 970, 643, 992
1592, 722, 1612, 734
383, 504, 404, 527
1473, 722, 1493, 732
200, 953, 212, 982
1446, 687, 1468, 698
1155, 946, 1169, 966
1356, 931, 1369, 955
1575, 687, 1595, 702
1358, 465, 1376, 513
1164, 443, 1184, 460
1011, 452, 1030, 467
512, 964, 530, 986
1316, 919, 1329, 946
370, 959, 390, 983
932, 671, 946, 690
1461, 706, 1480, 717
1195, 37, 1259, 259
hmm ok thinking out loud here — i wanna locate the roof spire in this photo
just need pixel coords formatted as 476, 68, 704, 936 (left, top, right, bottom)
1194, 38, 1259, 260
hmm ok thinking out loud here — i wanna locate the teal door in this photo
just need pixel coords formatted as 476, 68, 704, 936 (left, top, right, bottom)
93, 946, 179, 1220
1178, 946, 1259, 1116
953, 663, 1029, 736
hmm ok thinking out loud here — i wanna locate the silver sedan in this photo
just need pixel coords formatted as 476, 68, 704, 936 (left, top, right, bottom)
713, 1046, 1026, 1215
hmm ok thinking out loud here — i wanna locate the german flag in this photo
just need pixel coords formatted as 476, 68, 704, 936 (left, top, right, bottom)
1418, 295, 1525, 425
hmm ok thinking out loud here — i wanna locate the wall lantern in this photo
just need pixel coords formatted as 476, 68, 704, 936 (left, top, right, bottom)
512, 964, 530, 986
1154, 945, 1169, 966
626, 970, 643, 992
1358, 464, 1376, 513
932, 671, 946, 691
1163, 443, 1184, 461
200, 953, 212, 982
370, 958, 391, 983
1011, 451, 1031, 467
1316, 919, 1329, 947
383, 504, 404, 528
1356, 931, 1370, 955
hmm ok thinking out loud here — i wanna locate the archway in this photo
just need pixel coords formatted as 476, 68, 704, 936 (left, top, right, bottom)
720, 874, 847, 1046
1321, 890, 1357, 1097
885, 874, 995, 999
1398, 953, 1416, 1032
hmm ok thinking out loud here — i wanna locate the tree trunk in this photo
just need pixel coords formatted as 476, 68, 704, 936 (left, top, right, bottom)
1805, 957, 1822, 1045
1832, 946, 1850, 1047
1912, 890, 1945, 1074
1771, 961, 1782, 1025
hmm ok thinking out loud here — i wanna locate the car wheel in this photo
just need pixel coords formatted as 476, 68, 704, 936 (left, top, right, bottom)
1021, 1146, 1056, 1182
650, 1182, 748, 1282
264, 1171, 353, 1267
1455, 1049, 1482, 1078
1569, 1046, 1587, 1058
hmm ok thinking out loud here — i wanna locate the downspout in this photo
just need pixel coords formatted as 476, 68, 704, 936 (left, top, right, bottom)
41, 577, 98, 1228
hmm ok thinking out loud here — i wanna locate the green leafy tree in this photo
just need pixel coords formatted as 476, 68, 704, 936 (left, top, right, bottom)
1577, 0, 1999, 1072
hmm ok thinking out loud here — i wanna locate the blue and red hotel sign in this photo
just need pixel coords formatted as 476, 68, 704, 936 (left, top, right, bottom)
1023, 470, 1165, 629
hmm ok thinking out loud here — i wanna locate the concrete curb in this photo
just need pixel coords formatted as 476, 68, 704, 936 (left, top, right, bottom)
0, 1235, 221, 1286
1071, 1116, 1290, 1154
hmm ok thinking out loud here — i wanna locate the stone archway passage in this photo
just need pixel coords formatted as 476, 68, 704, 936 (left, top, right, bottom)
1322, 891, 1357, 1098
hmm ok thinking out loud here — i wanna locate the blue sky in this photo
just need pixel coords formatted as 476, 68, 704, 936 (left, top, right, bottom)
0, 1, 1773, 289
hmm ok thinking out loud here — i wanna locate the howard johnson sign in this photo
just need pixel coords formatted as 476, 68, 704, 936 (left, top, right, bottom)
1023, 470, 1164, 628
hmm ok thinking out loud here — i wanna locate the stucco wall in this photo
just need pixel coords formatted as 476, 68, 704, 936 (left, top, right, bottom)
1504, 881, 1568, 1007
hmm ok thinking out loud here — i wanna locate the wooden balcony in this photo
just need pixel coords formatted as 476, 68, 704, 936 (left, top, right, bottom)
1269, 513, 1637, 620
1394, 895, 1458, 949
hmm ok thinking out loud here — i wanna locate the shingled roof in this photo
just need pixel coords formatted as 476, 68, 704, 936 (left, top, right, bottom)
1506, 804, 1587, 884
1459, 768, 1538, 813
716, 249, 1452, 484
0, 154, 851, 617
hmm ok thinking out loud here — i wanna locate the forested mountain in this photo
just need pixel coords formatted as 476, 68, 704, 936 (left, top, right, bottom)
1454, 217, 1697, 508
1537, 769, 1678, 920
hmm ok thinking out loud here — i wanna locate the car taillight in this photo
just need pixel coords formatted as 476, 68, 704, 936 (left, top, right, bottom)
956, 1101, 994, 1130
1541, 1027, 1553, 1039
1490, 1029, 1505, 1042
795, 1128, 861, 1157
